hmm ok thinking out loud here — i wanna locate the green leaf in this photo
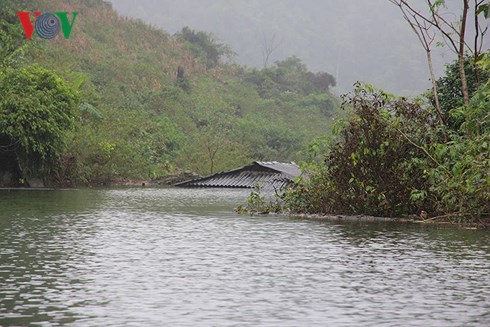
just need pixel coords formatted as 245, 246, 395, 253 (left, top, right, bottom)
477, 3, 490, 18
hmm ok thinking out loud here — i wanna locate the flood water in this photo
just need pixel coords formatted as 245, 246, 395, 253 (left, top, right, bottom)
0, 188, 489, 326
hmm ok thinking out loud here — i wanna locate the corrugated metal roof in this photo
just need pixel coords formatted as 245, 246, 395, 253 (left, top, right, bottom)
255, 161, 301, 178
174, 161, 301, 189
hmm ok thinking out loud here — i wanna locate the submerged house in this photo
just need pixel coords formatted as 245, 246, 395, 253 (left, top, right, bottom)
174, 161, 302, 189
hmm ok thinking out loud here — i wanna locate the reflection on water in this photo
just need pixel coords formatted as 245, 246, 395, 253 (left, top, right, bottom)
0, 188, 489, 326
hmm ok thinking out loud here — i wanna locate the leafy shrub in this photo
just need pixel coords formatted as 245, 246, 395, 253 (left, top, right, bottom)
431, 55, 490, 132
0, 65, 78, 182
282, 56, 490, 223
427, 57, 490, 220
283, 83, 438, 217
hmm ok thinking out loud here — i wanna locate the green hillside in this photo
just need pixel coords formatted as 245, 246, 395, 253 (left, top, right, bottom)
0, 0, 342, 185
111, 0, 444, 95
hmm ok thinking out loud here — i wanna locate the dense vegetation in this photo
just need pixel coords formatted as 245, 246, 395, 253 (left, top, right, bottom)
247, 55, 489, 225
0, 0, 341, 186
0, 65, 79, 184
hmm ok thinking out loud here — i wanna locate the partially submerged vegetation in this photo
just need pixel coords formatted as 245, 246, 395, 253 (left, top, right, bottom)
242, 56, 489, 226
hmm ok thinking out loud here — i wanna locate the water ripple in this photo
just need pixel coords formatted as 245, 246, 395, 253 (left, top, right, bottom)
0, 188, 489, 326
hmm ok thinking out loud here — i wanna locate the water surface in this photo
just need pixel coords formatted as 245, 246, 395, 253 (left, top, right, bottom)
0, 188, 489, 326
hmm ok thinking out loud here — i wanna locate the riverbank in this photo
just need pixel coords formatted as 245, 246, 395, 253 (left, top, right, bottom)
236, 188, 483, 228
0, 171, 200, 189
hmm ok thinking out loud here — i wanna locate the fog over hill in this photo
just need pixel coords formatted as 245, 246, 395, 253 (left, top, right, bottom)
109, 0, 488, 96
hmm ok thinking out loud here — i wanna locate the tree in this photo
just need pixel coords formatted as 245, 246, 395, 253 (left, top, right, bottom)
435, 55, 490, 130
261, 33, 281, 68
389, 0, 447, 140
389, 0, 490, 107
0, 65, 79, 184
308, 71, 337, 92
177, 26, 235, 69
249, 56, 336, 96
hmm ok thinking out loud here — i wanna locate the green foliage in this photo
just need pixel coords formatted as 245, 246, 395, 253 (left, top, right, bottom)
0, 0, 341, 185
247, 184, 267, 212
428, 134, 489, 221
427, 55, 490, 220
236, 183, 282, 214
65, 110, 185, 184
477, 3, 490, 18
281, 56, 490, 222
177, 26, 234, 69
243, 56, 336, 98
433, 55, 490, 131
0, 64, 78, 180
0, 2, 36, 67
282, 83, 438, 217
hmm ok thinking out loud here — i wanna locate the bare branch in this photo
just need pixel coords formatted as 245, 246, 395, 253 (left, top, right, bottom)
388, 0, 447, 139
261, 33, 281, 68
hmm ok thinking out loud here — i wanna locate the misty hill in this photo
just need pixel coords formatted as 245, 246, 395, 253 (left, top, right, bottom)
4, 0, 342, 183
109, 0, 458, 95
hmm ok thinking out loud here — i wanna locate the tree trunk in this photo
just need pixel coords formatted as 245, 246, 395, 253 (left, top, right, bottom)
426, 49, 447, 142
459, 0, 470, 105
